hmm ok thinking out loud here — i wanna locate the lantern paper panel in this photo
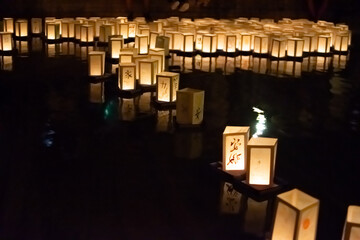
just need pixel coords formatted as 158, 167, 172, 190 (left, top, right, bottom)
183, 34, 194, 52
74, 23, 82, 40
139, 59, 158, 86
156, 72, 179, 102
334, 33, 349, 52
287, 38, 304, 57
239, 33, 252, 52
173, 32, 184, 51
109, 37, 124, 59
3, 18, 14, 33
220, 182, 242, 215
136, 35, 149, 55
155, 36, 170, 56
119, 23, 129, 39
118, 63, 136, 90
253, 35, 269, 54
202, 34, 217, 53
61, 21, 75, 38
88, 51, 105, 76
31, 18, 42, 34
176, 88, 205, 125
0, 32, 13, 51
272, 189, 320, 240
15, 20, 28, 37
149, 32, 159, 49
119, 51, 133, 63
271, 38, 286, 58
128, 22, 138, 38
247, 137, 277, 186
302, 34, 317, 53
216, 32, 226, 50
149, 48, 165, 71
134, 55, 148, 79
225, 34, 237, 53
80, 25, 94, 43
317, 35, 331, 53
99, 24, 114, 42
223, 126, 250, 173
343, 205, 360, 240
46, 22, 60, 40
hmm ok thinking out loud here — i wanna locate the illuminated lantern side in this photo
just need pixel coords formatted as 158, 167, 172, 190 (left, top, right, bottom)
272, 189, 320, 240
135, 34, 149, 55
119, 51, 133, 63
80, 25, 94, 43
302, 33, 317, 53
31, 18, 42, 34
128, 22, 138, 38
46, 22, 60, 40
119, 23, 129, 39
74, 23, 82, 40
287, 38, 304, 58
118, 63, 136, 90
99, 24, 114, 43
139, 27, 150, 38
15, 19, 28, 37
176, 88, 205, 125
61, 21, 75, 38
183, 34, 194, 53
109, 36, 124, 59
195, 31, 207, 51
202, 34, 217, 53
253, 35, 269, 54
222, 126, 250, 175
139, 59, 158, 86
165, 31, 176, 50
149, 31, 160, 49
246, 137, 277, 187
0, 32, 13, 51
342, 205, 360, 240
156, 72, 179, 102
334, 32, 349, 52
173, 32, 184, 51
149, 48, 165, 72
317, 35, 331, 53
3, 18, 14, 33
271, 38, 286, 58
88, 51, 106, 76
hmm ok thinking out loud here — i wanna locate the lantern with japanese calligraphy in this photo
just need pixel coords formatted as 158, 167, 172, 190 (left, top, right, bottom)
118, 63, 136, 90
109, 36, 124, 59
3, 18, 14, 33
80, 25, 94, 43
31, 18, 42, 34
119, 23, 129, 39
272, 189, 320, 240
0, 32, 13, 51
222, 126, 250, 175
287, 38, 304, 58
270, 38, 286, 58
135, 34, 149, 55
156, 72, 179, 102
342, 205, 360, 240
14, 19, 28, 38
139, 59, 158, 86
225, 34, 237, 53
246, 137, 277, 187
317, 35, 331, 54
202, 34, 217, 53
176, 88, 204, 125
46, 22, 60, 40
88, 51, 105, 76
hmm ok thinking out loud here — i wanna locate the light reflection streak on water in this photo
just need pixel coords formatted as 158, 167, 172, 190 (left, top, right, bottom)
252, 107, 266, 138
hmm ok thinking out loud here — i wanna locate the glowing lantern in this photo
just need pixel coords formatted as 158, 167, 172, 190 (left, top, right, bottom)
61, 21, 75, 38
156, 72, 179, 102
317, 35, 331, 53
302, 33, 317, 53
74, 23, 82, 40
149, 48, 165, 72
195, 31, 207, 51
116, 17, 127, 23
287, 38, 304, 58
225, 34, 237, 53
99, 24, 114, 43
155, 36, 170, 56
149, 31, 160, 49
271, 38, 286, 58
246, 137, 277, 187
88, 51, 105, 76
3, 18, 14, 33
0, 32, 13, 51
139, 59, 158, 86
176, 88, 204, 125
109, 36, 124, 59
118, 63, 136, 90
94, 19, 105, 38
46, 22, 60, 40
173, 32, 184, 51
15, 19, 28, 38
139, 27, 150, 38
136, 34, 149, 55
253, 35, 269, 54
272, 189, 320, 240
222, 126, 250, 175
119, 23, 129, 39
80, 25, 94, 43
239, 33, 252, 52
342, 205, 360, 240
183, 33, 194, 53
119, 51, 133, 63
165, 31, 176, 50
202, 34, 217, 53
128, 22, 138, 38
31, 18, 42, 34
334, 32, 349, 52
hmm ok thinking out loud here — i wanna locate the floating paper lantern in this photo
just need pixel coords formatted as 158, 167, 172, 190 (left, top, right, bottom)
15, 19, 28, 38
302, 33, 317, 53
253, 35, 269, 54
216, 31, 226, 51
156, 72, 179, 102
139, 59, 158, 86
61, 21, 75, 38
195, 31, 207, 51
99, 24, 114, 43
136, 34, 149, 55
149, 48, 165, 72
239, 33, 252, 52
272, 189, 320, 240
342, 205, 360, 240
80, 25, 94, 43
271, 38, 286, 58
176, 88, 204, 125
74, 22, 82, 41
88, 51, 105, 76
119, 23, 129, 39
334, 32, 349, 52
109, 36, 124, 59
3, 18, 14, 33
173, 32, 184, 51
202, 34, 217, 53
155, 36, 170, 56
119, 51, 133, 63
183, 33, 194, 53
118, 63, 136, 90
134, 55, 148, 79
139, 27, 150, 38
222, 126, 250, 174
165, 31, 176, 50
0, 32, 13, 51
31, 18, 42, 34
246, 137, 277, 187
225, 34, 237, 53
46, 22, 60, 40
317, 35, 331, 54
149, 31, 159, 49
287, 38, 304, 58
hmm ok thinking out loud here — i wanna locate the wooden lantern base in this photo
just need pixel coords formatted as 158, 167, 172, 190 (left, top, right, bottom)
14, 35, 31, 41
253, 52, 270, 58
218, 50, 239, 57
177, 51, 196, 57
238, 50, 253, 56
45, 38, 63, 43
96, 41, 109, 47
0, 49, 17, 56
199, 51, 219, 57
286, 56, 304, 62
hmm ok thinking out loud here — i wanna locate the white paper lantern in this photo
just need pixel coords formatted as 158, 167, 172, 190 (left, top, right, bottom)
118, 63, 136, 90
109, 36, 124, 59
176, 88, 205, 125
3, 18, 14, 33
342, 205, 360, 240
156, 72, 179, 102
80, 25, 94, 43
88, 51, 106, 76
287, 38, 304, 58
0, 32, 13, 51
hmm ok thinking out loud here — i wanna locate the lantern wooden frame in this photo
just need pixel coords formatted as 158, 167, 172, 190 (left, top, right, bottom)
3, 18, 14, 33
176, 88, 205, 125
156, 72, 179, 103
287, 38, 304, 58
342, 205, 360, 240
270, 38, 286, 58
88, 51, 106, 76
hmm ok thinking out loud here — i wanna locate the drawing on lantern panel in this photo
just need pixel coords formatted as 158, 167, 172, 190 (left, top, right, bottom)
227, 138, 242, 165
194, 107, 201, 119
125, 69, 132, 79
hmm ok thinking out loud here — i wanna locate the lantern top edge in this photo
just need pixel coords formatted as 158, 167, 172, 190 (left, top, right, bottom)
177, 88, 204, 94
277, 188, 319, 210
119, 62, 136, 67
223, 126, 250, 134
157, 71, 179, 77
347, 205, 360, 224
248, 137, 277, 146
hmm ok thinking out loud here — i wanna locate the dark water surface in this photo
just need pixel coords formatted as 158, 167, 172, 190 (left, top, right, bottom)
0, 35, 360, 240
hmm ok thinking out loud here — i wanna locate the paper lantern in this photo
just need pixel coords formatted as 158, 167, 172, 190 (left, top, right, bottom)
99, 24, 114, 43
88, 51, 105, 76
149, 31, 159, 49
128, 22, 138, 38
253, 35, 269, 54
173, 32, 184, 51
342, 205, 360, 240
156, 72, 179, 102
15, 19, 28, 38
31, 18, 42, 34
176, 88, 204, 125
119, 23, 129, 39
136, 34, 149, 55
133, 55, 148, 79
302, 33, 317, 53
222, 126, 250, 174
80, 25, 94, 43
139, 27, 150, 38
239, 33, 252, 52
271, 38, 286, 58
139, 59, 158, 86
202, 34, 217, 53
182, 33, 194, 53
74, 23, 82, 40
61, 21, 75, 38
225, 34, 237, 53
334, 32, 349, 52
0, 32, 13, 51
272, 189, 320, 240
3, 18, 14, 33
246, 137, 277, 187
109, 36, 124, 59
116, 16, 128, 23
216, 31, 226, 51
287, 38, 304, 58
89, 82, 104, 103
119, 51, 133, 63
220, 182, 242, 214
149, 48, 165, 72
165, 31, 176, 50
155, 36, 170, 56
317, 35, 331, 54
46, 22, 60, 40
118, 63, 136, 90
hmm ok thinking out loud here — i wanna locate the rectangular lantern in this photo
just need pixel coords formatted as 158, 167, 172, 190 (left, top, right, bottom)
155, 36, 170, 56
222, 126, 250, 175
246, 137, 277, 187
183, 33, 194, 52
334, 32, 349, 52
287, 38, 304, 58
99, 24, 114, 42
136, 34, 149, 55
302, 33, 317, 53
317, 35, 331, 53
109, 36, 124, 59
272, 189, 320, 240
31, 18, 42, 34
176, 88, 205, 125
61, 21, 75, 38
128, 22, 138, 38
149, 31, 159, 49
216, 31, 226, 51
156, 72, 179, 102
3, 18, 14, 33
46, 22, 60, 40
139, 59, 158, 86
88, 51, 105, 76
118, 63, 136, 90
14, 19, 28, 38
80, 25, 94, 43
173, 32, 184, 51
225, 34, 237, 53
253, 35, 269, 54
0, 32, 13, 51
271, 38, 286, 58
195, 31, 207, 51
119, 23, 129, 39
149, 48, 165, 73
343, 205, 360, 240
239, 33, 252, 52
74, 23, 82, 40
202, 34, 217, 53
119, 51, 133, 63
